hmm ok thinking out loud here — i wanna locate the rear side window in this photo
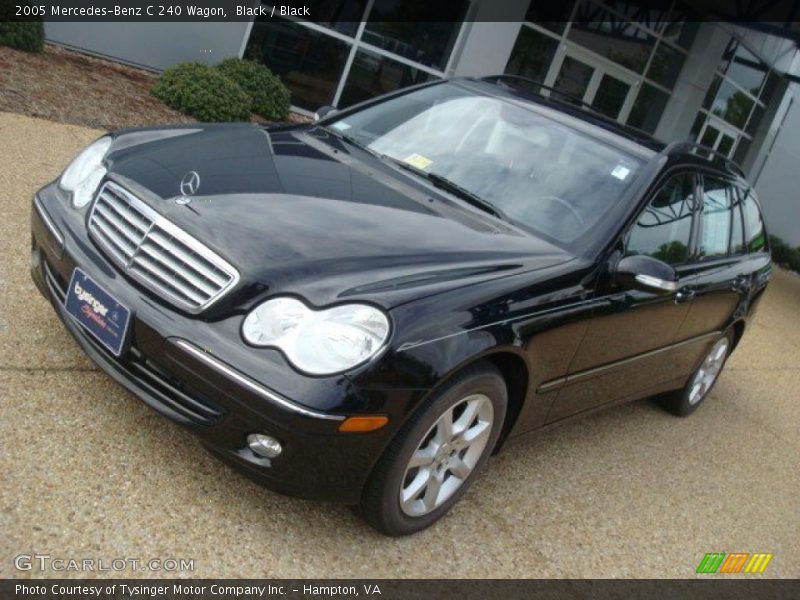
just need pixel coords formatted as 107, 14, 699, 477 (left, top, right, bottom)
626, 173, 696, 265
699, 177, 732, 259
742, 190, 767, 253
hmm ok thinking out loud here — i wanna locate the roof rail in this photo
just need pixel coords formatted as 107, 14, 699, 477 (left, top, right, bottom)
665, 141, 745, 177
480, 74, 660, 149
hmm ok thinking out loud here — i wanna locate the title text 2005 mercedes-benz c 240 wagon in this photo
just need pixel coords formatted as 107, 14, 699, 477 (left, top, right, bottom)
31, 76, 771, 535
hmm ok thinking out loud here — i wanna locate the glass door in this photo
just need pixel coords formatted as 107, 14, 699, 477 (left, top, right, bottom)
697, 116, 741, 158
544, 45, 638, 121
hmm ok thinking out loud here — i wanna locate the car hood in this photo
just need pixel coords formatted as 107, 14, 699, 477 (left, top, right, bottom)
104, 124, 574, 309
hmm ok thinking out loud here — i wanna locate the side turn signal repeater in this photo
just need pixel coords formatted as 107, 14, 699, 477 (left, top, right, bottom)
338, 415, 389, 433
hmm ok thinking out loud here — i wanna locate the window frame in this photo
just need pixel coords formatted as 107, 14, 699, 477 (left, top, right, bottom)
622, 168, 701, 268
729, 185, 747, 256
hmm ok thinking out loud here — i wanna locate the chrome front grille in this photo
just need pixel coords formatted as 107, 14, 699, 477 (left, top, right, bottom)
88, 181, 239, 312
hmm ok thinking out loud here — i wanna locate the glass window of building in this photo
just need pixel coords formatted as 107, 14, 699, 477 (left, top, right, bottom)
510, 0, 693, 133
691, 36, 774, 162
304, 0, 367, 36
661, 17, 699, 50
505, 25, 560, 85
244, 0, 461, 112
591, 74, 631, 119
720, 39, 768, 96
567, 2, 655, 74
646, 42, 686, 89
706, 79, 754, 129
245, 18, 351, 110
627, 83, 669, 133
364, 0, 468, 70
525, 0, 577, 35
339, 49, 435, 107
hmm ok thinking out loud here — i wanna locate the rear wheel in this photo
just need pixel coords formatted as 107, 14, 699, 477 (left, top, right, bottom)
360, 363, 507, 536
667, 331, 733, 416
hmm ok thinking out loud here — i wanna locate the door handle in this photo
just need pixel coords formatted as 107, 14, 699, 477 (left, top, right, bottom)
674, 287, 695, 304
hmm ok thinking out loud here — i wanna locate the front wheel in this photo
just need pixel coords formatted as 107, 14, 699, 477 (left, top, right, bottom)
360, 363, 507, 536
667, 331, 733, 416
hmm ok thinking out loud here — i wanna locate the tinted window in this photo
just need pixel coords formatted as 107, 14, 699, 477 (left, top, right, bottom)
699, 178, 732, 258
730, 188, 745, 254
505, 25, 560, 84
244, 18, 350, 110
742, 190, 767, 252
627, 173, 695, 265
339, 49, 436, 108
567, 1, 655, 73
364, 0, 468, 70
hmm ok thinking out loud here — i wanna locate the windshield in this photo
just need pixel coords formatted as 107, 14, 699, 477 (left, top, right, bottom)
327, 82, 646, 247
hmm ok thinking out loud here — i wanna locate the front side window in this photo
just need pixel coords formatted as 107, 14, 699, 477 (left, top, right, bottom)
742, 189, 767, 252
329, 82, 646, 249
698, 177, 733, 259
626, 173, 696, 265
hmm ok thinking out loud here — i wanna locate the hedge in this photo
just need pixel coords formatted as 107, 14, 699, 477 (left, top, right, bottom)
216, 58, 290, 121
152, 62, 252, 122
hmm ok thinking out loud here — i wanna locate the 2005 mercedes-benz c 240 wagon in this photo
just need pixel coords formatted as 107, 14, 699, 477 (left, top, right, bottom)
31, 76, 771, 535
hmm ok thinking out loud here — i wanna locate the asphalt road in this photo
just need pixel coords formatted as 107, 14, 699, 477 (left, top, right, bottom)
1, 112, 798, 579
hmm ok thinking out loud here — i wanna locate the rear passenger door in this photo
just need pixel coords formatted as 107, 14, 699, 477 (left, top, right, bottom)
672, 174, 749, 372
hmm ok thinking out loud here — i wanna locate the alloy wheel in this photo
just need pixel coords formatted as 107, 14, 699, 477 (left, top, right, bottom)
688, 337, 730, 405
399, 393, 494, 517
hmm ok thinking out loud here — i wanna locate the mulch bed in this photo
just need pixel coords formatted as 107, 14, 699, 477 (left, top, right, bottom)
0, 43, 308, 130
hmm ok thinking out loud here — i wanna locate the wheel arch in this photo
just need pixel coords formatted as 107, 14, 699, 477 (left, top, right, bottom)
411, 347, 532, 454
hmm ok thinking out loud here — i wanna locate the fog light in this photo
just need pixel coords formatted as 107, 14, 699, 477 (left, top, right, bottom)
247, 433, 283, 458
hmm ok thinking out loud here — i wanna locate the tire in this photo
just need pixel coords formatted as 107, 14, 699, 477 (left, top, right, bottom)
360, 362, 507, 536
666, 330, 734, 417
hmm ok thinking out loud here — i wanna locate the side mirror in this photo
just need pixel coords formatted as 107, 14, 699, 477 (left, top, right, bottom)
314, 105, 337, 122
614, 255, 679, 295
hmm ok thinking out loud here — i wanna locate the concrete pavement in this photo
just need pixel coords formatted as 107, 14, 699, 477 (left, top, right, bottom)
1, 112, 798, 578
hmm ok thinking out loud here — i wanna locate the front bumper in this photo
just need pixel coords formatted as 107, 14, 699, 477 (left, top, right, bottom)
30, 184, 420, 503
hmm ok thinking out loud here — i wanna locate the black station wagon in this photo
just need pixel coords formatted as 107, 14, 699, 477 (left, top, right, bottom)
31, 76, 771, 535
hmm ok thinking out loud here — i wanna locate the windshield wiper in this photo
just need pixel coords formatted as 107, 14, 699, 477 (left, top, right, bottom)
381, 156, 509, 221
320, 127, 509, 222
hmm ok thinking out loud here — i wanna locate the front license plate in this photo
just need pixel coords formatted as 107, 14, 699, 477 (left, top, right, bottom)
64, 268, 131, 357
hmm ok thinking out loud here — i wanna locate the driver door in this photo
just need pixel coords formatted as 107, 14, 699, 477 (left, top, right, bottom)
546, 171, 700, 422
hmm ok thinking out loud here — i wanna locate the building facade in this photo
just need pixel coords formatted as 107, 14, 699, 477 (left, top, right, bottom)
45, 0, 800, 243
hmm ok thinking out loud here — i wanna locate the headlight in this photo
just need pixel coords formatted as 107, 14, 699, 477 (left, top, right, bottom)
59, 136, 112, 208
241, 297, 390, 375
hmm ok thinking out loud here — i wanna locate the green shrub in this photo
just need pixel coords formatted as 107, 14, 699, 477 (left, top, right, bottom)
152, 62, 252, 122
0, 0, 45, 52
216, 58, 290, 121
769, 235, 800, 273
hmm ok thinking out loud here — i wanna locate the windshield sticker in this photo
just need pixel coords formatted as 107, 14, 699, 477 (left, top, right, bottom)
611, 165, 631, 180
403, 153, 433, 170
332, 121, 351, 131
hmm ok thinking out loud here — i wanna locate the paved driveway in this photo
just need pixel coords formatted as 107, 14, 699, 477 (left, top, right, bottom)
1, 112, 798, 578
